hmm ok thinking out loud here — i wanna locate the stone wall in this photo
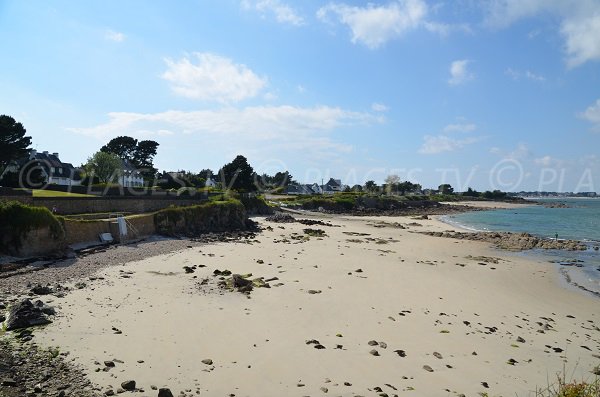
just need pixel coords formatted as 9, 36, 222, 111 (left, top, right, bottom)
62, 213, 157, 245
1, 227, 66, 257
63, 220, 112, 245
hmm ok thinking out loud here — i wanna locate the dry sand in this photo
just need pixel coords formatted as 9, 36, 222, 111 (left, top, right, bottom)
35, 214, 599, 397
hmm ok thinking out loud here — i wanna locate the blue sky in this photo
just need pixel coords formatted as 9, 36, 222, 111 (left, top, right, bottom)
1, 0, 600, 191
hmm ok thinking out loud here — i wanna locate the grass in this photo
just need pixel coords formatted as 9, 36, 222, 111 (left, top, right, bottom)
536, 378, 600, 397
30, 189, 95, 198
534, 365, 600, 397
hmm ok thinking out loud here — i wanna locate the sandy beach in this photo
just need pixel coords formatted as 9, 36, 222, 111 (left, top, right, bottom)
28, 213, 600, 397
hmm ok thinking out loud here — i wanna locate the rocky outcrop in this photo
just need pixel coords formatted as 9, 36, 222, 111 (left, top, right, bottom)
4, 299, 55, 331
420, 231, 587, 251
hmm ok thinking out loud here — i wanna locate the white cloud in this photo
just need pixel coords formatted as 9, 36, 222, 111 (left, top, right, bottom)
161, 53, 267, 103
448, 59, 473, 86
242, 0, 304, 26
443, 122, 476, 133
534, 155, 565, 168
418, 135, 480, 154
580, 99, 600, 130
317, 0, 427, 49
507, 143, 531, 160
525, 70, 545, 82
371, 102, 389, 112
484, 1, 600, 68
489, 143, 532, 160
423, 21, 472, 36
69, 105, 381, 156
505, 68, 545, 82
562, 13, 600, 68
105, 30, 125, 42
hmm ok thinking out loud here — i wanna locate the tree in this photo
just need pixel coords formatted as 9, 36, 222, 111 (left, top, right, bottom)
0, 115, 32, 177
351, 184, 363, 192
384, 174, 400, 195
101, 136, 159, 180
100, 136, 138, 161
462, 187, 480, 197
398, 181, 419, 195
84, 152, 122, 184
364, 180, 378, 193
133, 140, 159, 179
198, 169, 214, 180
0, 161, 45, 188
218, 155, 257, 192
438, 184, 454, 195
272, 171, 293, 188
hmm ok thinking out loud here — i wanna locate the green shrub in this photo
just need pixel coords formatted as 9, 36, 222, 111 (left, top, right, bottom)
0, 201, 65, 252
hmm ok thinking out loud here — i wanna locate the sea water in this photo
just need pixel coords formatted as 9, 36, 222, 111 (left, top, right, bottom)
442, 198, 600, 297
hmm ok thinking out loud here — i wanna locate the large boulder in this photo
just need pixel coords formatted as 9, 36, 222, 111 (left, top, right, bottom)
5, 299, 54, 331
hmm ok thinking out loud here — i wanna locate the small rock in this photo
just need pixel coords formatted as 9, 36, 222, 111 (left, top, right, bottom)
433, 352, 443, 359
368, 340, 379, 346
1, 379, 17, 387
516, 336, 526, 343
104, 361, 115, 367
320, 386, 328, 393
369, 349, 380, 356
201, 359, 213, 365
423, 365, 434, 372
121, 380, 136, 391
158, 388, 174, 397
394, 350, 406, 357
31, 285, 52, 295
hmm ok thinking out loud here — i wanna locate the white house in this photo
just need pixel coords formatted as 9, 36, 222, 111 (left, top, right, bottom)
205, 178, 218, 188
119, 160, 144, 187
29, 150, 81, 186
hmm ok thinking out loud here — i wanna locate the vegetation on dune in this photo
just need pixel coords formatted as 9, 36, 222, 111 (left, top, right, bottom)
0, 201, 65, 251
535, 373, 600, 397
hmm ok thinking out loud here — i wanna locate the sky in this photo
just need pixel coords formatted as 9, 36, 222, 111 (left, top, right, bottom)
1, 0, 600, 192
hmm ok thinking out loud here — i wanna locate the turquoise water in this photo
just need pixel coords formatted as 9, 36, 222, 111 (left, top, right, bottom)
444, 198, 600, 297
446, 198, 600, 243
